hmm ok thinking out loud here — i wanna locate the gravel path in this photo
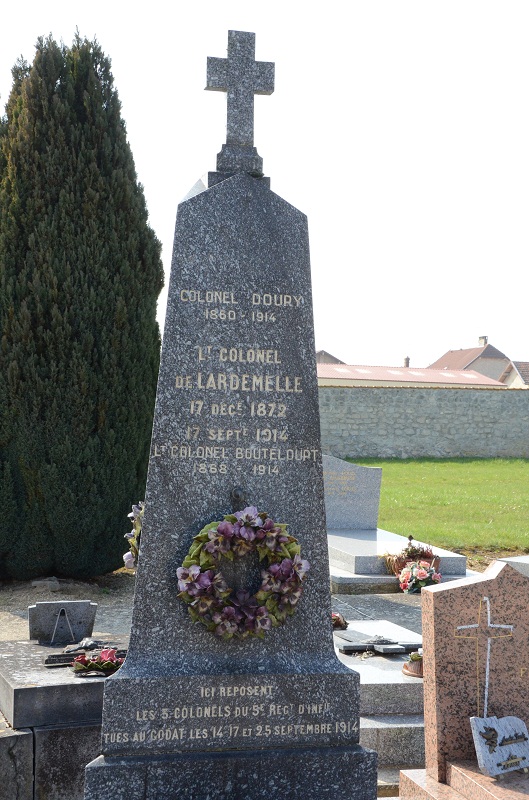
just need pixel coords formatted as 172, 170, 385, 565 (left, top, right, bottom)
0, 570, 136, 641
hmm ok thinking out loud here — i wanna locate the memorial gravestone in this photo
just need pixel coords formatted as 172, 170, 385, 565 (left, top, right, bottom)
400, 561, 529, 800
323, 454, 381, 531
84, 30, 377, 800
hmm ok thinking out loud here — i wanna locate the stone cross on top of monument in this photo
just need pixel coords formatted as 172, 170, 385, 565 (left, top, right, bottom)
206, 30, 274, 181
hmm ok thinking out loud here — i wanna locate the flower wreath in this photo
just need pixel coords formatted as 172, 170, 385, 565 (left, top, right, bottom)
177, 506, 310, 640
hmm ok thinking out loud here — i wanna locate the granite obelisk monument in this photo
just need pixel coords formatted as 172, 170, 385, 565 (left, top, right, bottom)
84, 30, 377, 799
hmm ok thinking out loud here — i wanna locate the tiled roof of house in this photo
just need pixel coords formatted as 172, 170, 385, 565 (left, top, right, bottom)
316, 350, 345, 364
317, 364, 505, 387
428, 344, 508, 370
513, 362, 529, 384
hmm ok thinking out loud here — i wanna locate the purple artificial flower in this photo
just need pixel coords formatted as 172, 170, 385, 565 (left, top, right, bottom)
260, 563, 284, 593
123, 551, 135, 569
234, 506, 263, 528
254, 606, 272, 631
205, 523, 234, 557
191, 594, 218, 615
235, 524, 256, 542
263, 525, 289, 553
212, 606, 241, 637
178, 565, 215, 596
127, 502, 144, 521
253, 518, 274, 542
211, 570, 229, 596
292, 553, 310, 579
231, 536, 255, 558
196, 570, 215, 591
177, 564, 201, 592
244, 606, 272, 634
232, 590, 259, 619
279, 584, 303, 607
217, 521, 235, 538
277, 558, 294, 580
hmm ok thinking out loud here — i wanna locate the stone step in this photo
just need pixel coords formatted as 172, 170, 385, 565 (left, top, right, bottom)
400, 761, 529, 800
330, 564, 478, 595
360, 678, 423, 716
360, 714, 424, 768
328, 528, 467, 577
335, 638, 424, 716
447, 760, 529, 800
331, 565, 401, 594
400, 768, 462, 800
377, 768, 401, 797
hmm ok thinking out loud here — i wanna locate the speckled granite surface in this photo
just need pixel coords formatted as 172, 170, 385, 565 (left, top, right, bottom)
422, 562, 529, 783
84, 31, 377, 800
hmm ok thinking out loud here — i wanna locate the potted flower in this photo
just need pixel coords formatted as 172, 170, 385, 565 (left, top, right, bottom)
383, 535, 440, 577
402, 650, 423, 678
332, 612, 348, 630
399, 560, 441, 593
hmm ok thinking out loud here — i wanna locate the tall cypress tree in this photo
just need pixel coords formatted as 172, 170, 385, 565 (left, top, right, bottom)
0, 35, 163, 579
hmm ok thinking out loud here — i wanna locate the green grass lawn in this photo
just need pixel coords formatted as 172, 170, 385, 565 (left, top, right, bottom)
349, 458, 529, 554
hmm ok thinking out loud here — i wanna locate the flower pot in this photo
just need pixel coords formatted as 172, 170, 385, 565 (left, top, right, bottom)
402, 659, 423, 678
390, 554, 440, 577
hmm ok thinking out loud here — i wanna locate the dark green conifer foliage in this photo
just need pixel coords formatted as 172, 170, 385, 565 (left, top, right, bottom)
0, 35, 163, 579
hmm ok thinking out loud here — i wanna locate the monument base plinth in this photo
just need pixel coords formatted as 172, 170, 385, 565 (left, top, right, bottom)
85, 743, 377, 800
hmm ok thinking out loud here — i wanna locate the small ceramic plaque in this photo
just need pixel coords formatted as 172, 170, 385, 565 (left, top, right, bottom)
470, 715, 529, 777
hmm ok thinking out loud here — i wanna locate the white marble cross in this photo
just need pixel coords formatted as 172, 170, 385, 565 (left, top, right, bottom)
455, 596, 513, 717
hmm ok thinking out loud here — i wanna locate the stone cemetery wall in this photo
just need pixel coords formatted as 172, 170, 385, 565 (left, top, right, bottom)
319, 386, 529, 459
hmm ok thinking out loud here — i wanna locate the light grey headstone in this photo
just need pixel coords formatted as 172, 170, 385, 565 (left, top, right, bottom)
323, 454, 381, 530
28, 601, 97, 644
498, 555, 529, 577
84, 29, 376, 800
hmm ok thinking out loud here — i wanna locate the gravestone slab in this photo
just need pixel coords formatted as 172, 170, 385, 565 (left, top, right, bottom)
28, 600, 97, 644
421, 561, 529, 783
334, 620, 422, 654
323, 455, 381, 530
84, 29, 376, 800
0, 638, 128, 800
0, 638, 128, 728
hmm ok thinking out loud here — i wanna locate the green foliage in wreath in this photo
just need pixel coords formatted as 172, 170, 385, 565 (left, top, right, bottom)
177, 506, 310, 640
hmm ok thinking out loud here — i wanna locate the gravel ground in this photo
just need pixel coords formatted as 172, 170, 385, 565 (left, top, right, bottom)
0, 569, 136, 641
0, 549, 512, 643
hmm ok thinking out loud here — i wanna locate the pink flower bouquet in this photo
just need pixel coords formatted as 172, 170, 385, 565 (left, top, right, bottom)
399, 560, 441, 593
71, 648, 125, 676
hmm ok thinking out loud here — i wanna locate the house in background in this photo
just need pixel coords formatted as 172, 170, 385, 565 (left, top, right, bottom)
508, 361, 529, 388
316, 350, 345, 365
317, 363, 505, 389
428, 336, 529, 389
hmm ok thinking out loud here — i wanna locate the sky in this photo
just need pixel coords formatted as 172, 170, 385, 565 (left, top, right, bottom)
1, 1, 529, 368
